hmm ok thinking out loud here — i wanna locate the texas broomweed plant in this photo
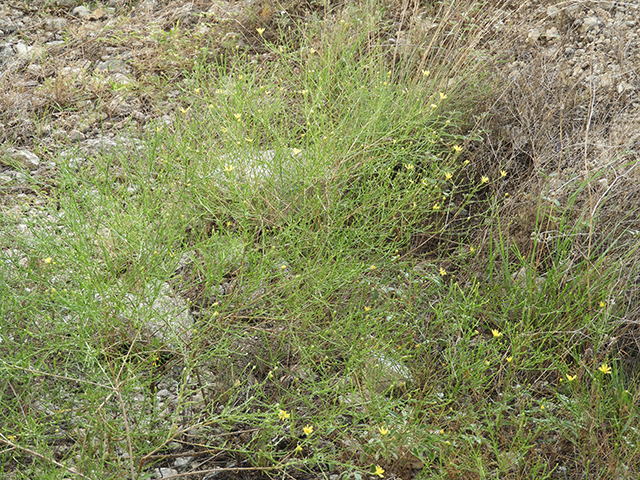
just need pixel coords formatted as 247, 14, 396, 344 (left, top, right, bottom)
3, 1, 639, 479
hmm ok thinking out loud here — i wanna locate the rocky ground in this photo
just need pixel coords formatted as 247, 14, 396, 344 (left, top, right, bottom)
1, 0, 640, 479
1, 0, 639, 189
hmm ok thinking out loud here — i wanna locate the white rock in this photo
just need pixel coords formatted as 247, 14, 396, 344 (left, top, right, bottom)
364, 353, 413, 393
527, 28, 542, 43
156, 467, 178, 478
545, 27, 560, 40
580, 16, 603, 34
174, 456, 191, 467
72, 6, 92, 19
4, 148, 40, 170
546, 6, 560, 18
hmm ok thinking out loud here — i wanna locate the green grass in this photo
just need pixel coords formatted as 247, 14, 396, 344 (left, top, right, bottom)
1, 1, 640, 479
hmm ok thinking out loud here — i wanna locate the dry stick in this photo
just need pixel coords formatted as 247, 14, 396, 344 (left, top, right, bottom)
4, 363, 111, 389
0, 434, 93, 480
584, 63, 598, 305
108, 331, 141, 480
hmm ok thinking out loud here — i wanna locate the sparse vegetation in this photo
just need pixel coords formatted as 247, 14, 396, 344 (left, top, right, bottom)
1, 1, 640, 479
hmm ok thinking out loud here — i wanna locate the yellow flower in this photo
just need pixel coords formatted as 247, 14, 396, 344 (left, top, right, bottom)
469, 246, 475, 253
422, 70, 430, 77
375, 465, 385, 477
439, 92, 447, 100
433, 203, 440, 210
292, 148, 302, 155
44, 257, 52, 264
256, 28, 265, 35
598, 364, 612, 375
233, 113, 242, 120
566, 374, 577, 382
370, 265, 376, 270
278, 409, 290, 420
224, 165, 235, 172
500, 170, 507, 177
295, 444, 303, 453
404, 163, 414, 170
452, 145, 462, 153
444, 172, 453, 180
481, 176, 489, 184
378, 426, 389, 435
491, 329, 502, 339
599, 301, 606, 308
439, 267, 447, 276
506, 356, 513, 363
364, 306, 371, 312
303, 425, 313, 435
540, 404, 545, 411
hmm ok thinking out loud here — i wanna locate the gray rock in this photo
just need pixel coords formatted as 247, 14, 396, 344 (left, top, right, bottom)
545, 27, 560, 40
546, 6, 560, 18
156, 468, 178, 479
14, 42, 29, 56
72, 6, 92, 19
26, 63, 43, 78
580, 16, 603, 34
174, 456, 192, 468
4, 148, 40, 170
156, 389, 173, 399
527, 28, 541, 43
144, 282, 193, 344
364, 353, 413, 393
68, 130, 85, 142
0, 43, 13, 61
45, 18, 68, 31
95, 58, 127, 72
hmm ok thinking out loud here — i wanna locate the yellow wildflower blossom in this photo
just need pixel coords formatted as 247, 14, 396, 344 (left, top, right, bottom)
598, 364, 612, 375
278, 409, 290, 420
